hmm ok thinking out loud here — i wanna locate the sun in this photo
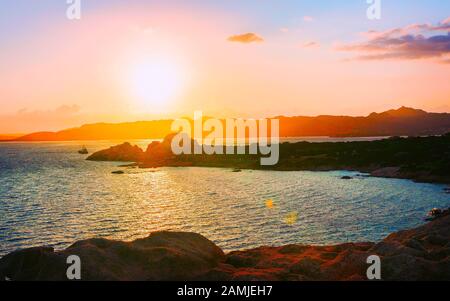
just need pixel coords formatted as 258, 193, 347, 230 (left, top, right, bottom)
130, 58, 184, 113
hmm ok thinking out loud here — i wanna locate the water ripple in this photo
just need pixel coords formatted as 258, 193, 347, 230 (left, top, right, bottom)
0, 141, 449, 256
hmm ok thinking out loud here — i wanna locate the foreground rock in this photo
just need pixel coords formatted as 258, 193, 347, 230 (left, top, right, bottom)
0, 232, 224, 281
1, 214, 449, 281
210, 211, 450, 281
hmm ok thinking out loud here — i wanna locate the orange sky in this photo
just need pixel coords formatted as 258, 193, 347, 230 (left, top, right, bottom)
0, 1, 449, 133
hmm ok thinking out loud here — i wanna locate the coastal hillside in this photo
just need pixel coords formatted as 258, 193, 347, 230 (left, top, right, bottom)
1, 211, 449, 281
8, 107, 450, 141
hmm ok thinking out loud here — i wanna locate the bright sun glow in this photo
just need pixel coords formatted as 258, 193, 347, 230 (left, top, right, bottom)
130, 58, 184, 113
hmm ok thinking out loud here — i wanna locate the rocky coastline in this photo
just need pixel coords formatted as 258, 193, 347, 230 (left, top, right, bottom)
0, 211, 449, 281
86, 134, 450, 184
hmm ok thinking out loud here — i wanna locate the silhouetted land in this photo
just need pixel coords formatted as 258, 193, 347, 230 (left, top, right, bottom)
87, 133, 450, 184
6, 107, 450, 141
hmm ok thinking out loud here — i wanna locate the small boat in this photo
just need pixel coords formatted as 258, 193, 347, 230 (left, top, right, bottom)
78, 146, 89, 154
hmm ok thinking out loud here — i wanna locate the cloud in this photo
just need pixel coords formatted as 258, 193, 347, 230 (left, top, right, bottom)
303, 16, 314, 22
302, 41, 320, 48
227, 33, 264, 43
339, 17, 450, 63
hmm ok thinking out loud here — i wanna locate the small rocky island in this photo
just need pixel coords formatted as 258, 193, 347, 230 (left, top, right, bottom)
0, 210, 449, 281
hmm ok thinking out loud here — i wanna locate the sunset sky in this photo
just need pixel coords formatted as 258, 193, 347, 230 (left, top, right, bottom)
0, 0, 449, 133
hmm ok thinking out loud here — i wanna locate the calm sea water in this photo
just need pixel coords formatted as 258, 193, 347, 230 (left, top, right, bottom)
0, 140, 448, 256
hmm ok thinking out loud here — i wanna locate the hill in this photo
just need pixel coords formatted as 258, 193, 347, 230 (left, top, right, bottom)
8, 107, 450, 141
0, 134, 25, 141
278, 107, 450, 137
12, 120, 173, 141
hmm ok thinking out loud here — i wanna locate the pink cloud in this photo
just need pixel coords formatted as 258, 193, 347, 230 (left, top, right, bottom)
339, 17, 450, 63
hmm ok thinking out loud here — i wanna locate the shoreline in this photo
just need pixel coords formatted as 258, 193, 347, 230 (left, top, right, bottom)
86, 134, 450, 185
141, 164, 450, 185
1, 211, 448, 281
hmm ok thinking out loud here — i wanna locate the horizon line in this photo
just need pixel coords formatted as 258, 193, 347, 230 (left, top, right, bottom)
1, 106, 449, 137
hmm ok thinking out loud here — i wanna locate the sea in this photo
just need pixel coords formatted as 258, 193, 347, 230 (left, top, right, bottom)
0, 137, 448, 256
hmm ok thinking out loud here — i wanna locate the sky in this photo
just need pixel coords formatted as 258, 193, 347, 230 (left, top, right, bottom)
0, 0, 449, 133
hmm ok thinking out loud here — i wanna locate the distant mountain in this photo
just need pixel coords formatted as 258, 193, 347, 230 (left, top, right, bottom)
279, 107, 450, 137
7, 107, 450, 141
11, 120, 174, 141
0, 134, 24, 141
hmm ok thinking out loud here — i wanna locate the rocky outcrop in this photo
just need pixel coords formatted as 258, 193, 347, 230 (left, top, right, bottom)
86, 133, 197, 168
1, 212, 449, 281
86, 143, 144, 162
0, 232, 224, 281
208, 212, 450, 281
140, 133, 178, 167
